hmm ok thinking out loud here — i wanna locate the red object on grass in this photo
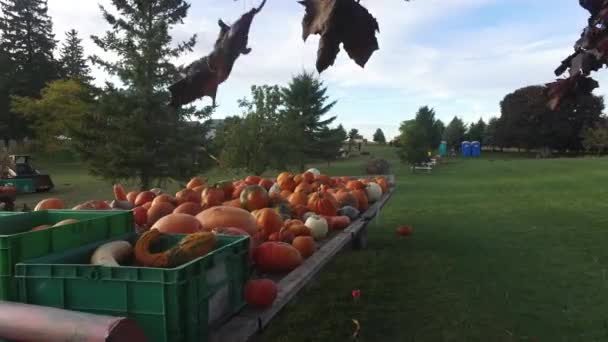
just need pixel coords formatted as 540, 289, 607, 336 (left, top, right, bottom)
352, 289, 361, 300
397, 225, 414, 236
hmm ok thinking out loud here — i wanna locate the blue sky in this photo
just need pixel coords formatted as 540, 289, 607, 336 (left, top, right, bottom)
47, 0, 605, 140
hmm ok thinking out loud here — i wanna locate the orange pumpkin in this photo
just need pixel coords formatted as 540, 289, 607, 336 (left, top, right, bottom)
293, 174, 304, 186
202, 185, 225, 207
284, 219, 304, 228
132, 206, 148, 226
346, 180, 365, 190
315, 174, 331, 185
232, 183, 247, 199
135, 191, 156, 207
244, 175, 261, 185
253, 208, 283, 237
324, 215, 351, 230
222, 198, 242, 208
153, 213, 202, 234
196, 206, 257, 235
292, 204, 309, 219
258, 178, 274, 191
302, 172, 315, 184
245, 279, 278, 308
334, 190, 358, 208
151, 194, 176, 207
288, 191, 308, 207
142, 202, 153, 210
187, 177, 206, 190
175, 189, 199, 204
287, 223, 311, 237
126, 191, 140, 203
113, 184, 128, 201
276, 172, 292, 184
294, 182, 313, 194
307, 191, 338, 216
216, 181, 235, 199
173, 202, 203, 216
280, 190, 293, 199
192, 185, 206, 194
292, 236, 316, 258
34, 198, 65, 211
352, 189, 369, 211
147, 202, 175, 226
240, 185, 270, 212
376, 177, 388, 193
277, 176, 296, 192
254, 242, 302, 273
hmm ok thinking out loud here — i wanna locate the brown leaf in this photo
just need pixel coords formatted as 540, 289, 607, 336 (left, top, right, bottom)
169, 1, 266, 107
299, 0, 379, 73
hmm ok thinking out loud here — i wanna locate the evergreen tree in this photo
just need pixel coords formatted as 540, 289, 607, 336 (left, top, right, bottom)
59, 29, 92, 84
413, 106, 443, 149
444, 116, 467, 150
484, 117, 500, 150
282, 71, 337, 169
347, 128, 362, 152
317, 124, 347, 165
0, 0, 58, 140
72, 0, 211, 189
373, 128, 386, 144
467, 118, 486, 143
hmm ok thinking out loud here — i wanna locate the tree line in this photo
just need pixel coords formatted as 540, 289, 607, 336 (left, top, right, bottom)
0, 0, 354, 187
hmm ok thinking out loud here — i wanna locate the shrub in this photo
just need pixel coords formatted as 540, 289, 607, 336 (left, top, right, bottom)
365, 158, 390, 175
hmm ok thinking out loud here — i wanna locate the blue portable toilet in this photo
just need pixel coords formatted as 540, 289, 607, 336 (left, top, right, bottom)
471, 141, 481, 157
461, 141, 471, 157
439, 141, 447, 157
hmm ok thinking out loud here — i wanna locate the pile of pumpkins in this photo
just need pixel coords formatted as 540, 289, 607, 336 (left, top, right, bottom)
33, 169, 389, 305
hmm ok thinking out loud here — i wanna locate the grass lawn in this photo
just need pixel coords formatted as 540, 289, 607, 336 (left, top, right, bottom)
14, 146, 608, 341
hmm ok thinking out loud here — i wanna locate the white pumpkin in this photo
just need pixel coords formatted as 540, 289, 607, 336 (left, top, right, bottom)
269, 183, 281, 195
306, 168, 321, 176
305, 215, 328, 240
365, 182, 382, 203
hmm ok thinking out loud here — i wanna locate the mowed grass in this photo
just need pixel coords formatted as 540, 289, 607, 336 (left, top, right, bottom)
14, 147, 608, 341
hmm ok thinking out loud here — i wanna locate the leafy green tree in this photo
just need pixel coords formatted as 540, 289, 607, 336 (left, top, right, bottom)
373, 128, 386, 144
72, 0, 210, 189
413, 106, 443, 150
317, 124, 347, 165
282, 71, 337, 169
581, 121, 608, 155
444, 116, 467, 150
0, 0, 58, 140
221, 85, 289, 175
59, 29, 93, 85
347, 128, 362, 152
398, 121, 429, 165
467, 118, 486, 143
483, 117, 500, 150
12, 79, 92, 152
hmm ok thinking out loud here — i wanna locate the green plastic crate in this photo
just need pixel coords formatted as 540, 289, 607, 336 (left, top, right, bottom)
0, 178, 35, 193
0, 212, 22, 216
16, 233, 250, 342
0, 210, 133, 300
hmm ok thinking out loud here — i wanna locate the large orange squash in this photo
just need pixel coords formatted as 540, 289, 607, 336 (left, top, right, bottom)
187, 177, 206, 190
126, 191, 140, 203
216, 180, 235, 199
196, 206, 257, 235
302, 172, 315, 184
254, 242, 302, 273
153, 213, 202, 234
293, 174, 304, 186
240, 185, 269, 212
258, 178, 274, 191
292, 236, 316, 258
34, 198, 65, 211
277, 176, 296, 192
292, 204, 308, 219
245, 279, 278, 308
288, 191, 308, 207
222, 199, 242, 208
375, 177, 388, 193
202, 185, 225, 207
135, 191, 156, 206
276, 172, 292, 185
294, 182, 312, 194
147, 202, 175, 226
175, 189, 199, 204
315, 174, 331, 185
173, 202, 203, 216
113, 184, 128, 201
151, 194, 176, 207
352, 189, 369, 211
334, 190, 358, 208
245, 175, 262, 186
252, 208, 283, 237
346, 180, 365, 191
307, 191, 338, 216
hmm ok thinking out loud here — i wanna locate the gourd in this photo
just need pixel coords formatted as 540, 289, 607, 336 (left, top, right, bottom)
306, 168, 321, 176
90, 241, 133, 267
305, 215, 328, 240
338, 206, 360, 221
365, 182, 382, 203
134, 229, 216, 268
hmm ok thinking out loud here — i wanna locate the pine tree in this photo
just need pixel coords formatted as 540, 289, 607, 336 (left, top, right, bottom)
317, 124, 347, 166
59, 29, 92, 84
282, 71, 337, 169
72, 0, 211, 189
373, 128, 386, 144
0, 0, 58, 140
444, 116, 467, 150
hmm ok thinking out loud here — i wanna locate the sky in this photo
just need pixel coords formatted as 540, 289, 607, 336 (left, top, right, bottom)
46, 0, 608, 140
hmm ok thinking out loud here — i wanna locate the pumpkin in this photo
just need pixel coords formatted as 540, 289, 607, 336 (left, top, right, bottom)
293, 174, 304, 185
150, 188, 164, 196
126, 191, 140, 203
132, 207, 148, 227
147, 202, 175, 226
245, 175, 262, 185
187, 177, 206, 190
365, 182, 382, 203
285, 219, 304, 228
305, 215, 328, 240
351, 189, 369, 211
325, 215, 351, 230
307, 191, 338, 216
287, 223, 311, 237
338, 206, 360, 221
273, 203, 292, 220
153, 213, 202, 234
253, 208, 283, 238
240, 185, 269, 211
276, 172, 293, 184
142, 202, 153, 210
232, 183, 247, 200
306, 168, 320, 176
292, 236, 316, 258
245, 279, 278, 308
222, 199, 242, 208
113, 184, 128, 201
268, 228, 295, 244
302, 211, 316, 222
268, 183, 281, 196
302, 171, 315, 184
397, 225, 414, 236
280, 190, 293, 199
53, 219, 79, 227
277, 176, 296, 192
173, 202, 203, 216
196, 206, 257, 235
258, 178, 274, 191
216, 180, 235, 199
315, 174, 331, 185
72, 201, 97, 210
346, 180, 365, 191
34, 198, 65, 211
254, 242, 302, 273
151, 194, 176, 207
135, 230, 216, 268
375, 177, 388, 193
135, 191, 156, 206
202, 185, 225, 207
294, 182, 313, 194
292, 204, 309, 219
175, 189, 199, 204
334, 190, 358, 208
288, 191, 308, 207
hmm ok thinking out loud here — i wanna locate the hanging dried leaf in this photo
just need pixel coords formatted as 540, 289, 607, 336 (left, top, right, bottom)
299, 0, 380, 73
169, 0, 266, 107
